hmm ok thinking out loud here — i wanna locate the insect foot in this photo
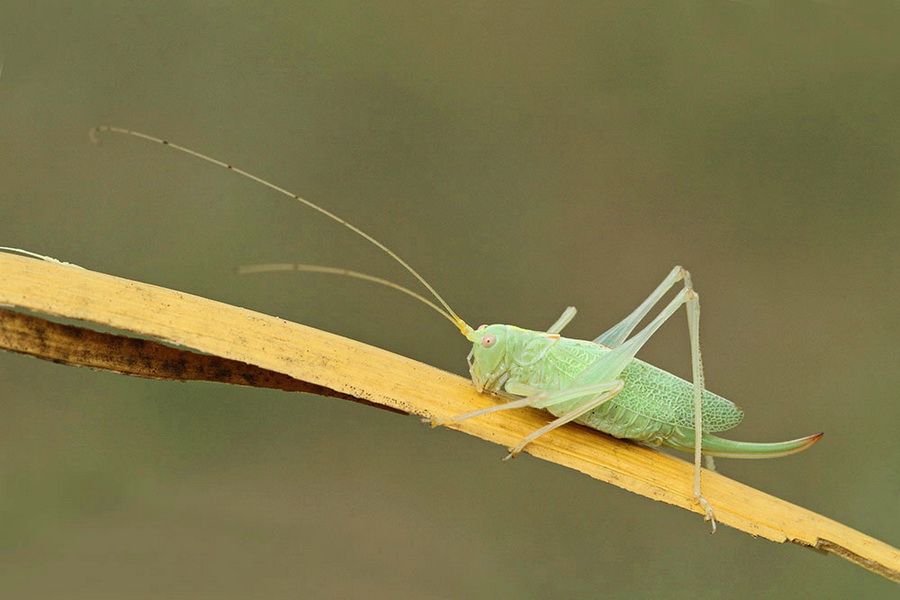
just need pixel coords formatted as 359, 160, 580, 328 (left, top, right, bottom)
698, 497, 718, 534
421, 416, 446, 429
502, 448, 522, 462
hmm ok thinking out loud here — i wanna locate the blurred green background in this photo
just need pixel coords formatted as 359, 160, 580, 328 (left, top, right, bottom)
1, 2, 898, 598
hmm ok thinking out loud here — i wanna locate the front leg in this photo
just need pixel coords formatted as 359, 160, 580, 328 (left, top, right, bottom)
426, 379, 623, 460
502, 380, 624, 460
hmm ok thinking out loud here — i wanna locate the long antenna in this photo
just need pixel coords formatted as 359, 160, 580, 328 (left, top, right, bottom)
90, 126, 474, 338
236, 263, 458, 327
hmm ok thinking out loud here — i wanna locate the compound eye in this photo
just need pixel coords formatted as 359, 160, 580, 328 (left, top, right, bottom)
476, 324, 487, 331
481, 334, 496, 348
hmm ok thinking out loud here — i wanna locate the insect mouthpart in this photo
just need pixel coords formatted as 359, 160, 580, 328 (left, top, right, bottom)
469, 367, 509, 395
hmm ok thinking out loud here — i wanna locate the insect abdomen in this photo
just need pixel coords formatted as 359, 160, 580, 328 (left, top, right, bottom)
540, 339, 743, 435
575, 401, 682, 446
611, 358, 743, 433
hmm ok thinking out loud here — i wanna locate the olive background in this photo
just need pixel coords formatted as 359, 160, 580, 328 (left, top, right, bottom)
1, 2, 898, 598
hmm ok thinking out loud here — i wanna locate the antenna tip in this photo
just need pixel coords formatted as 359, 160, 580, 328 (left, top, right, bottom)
88, 127, 103, 146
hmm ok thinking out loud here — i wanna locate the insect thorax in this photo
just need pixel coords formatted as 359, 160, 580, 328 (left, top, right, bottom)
469, 325, 608, 394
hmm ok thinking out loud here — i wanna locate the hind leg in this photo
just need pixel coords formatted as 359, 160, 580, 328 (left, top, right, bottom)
575, 267, 716, 530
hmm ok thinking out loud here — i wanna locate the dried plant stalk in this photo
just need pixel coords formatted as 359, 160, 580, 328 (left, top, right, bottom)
1, 252, 898, 582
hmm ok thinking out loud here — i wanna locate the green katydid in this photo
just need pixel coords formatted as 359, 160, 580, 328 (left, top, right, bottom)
90, 126, 823, 531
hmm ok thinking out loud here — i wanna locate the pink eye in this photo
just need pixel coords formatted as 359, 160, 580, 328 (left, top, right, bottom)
481, 334, 496, 348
